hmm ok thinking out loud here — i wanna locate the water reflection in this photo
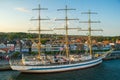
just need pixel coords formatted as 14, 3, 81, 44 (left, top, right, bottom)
0, 71, 20, 80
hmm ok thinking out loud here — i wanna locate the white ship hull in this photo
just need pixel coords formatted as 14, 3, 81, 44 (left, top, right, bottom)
10, 57, 102, 73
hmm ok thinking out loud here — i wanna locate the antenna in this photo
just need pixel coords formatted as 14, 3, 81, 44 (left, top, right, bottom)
79, 10, 103, 56
30, 4, 50, 59
54, 5, 79, 58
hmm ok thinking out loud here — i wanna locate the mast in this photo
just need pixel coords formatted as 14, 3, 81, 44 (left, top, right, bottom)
54, 5, 79, 58
30, 4, 50, 58
79, 10, 102, 56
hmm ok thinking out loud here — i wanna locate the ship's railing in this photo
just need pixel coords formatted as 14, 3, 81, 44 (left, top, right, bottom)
9, 58, 23, 66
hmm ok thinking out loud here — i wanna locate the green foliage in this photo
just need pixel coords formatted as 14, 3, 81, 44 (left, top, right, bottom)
0, 32, 120, 43
29, 51, 38, 55
12, 51, 20, 57
41, 39, 48, 44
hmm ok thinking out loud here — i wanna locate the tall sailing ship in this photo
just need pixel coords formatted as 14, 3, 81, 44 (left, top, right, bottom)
10, 4, 102, 73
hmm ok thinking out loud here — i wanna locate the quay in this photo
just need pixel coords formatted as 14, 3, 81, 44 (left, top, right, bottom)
0, 60, 11, 70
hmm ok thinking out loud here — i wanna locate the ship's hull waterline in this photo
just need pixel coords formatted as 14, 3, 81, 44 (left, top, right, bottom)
10, 57, 102, 73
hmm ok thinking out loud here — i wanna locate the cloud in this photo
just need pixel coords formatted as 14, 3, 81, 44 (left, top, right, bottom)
15, 7, 30, 13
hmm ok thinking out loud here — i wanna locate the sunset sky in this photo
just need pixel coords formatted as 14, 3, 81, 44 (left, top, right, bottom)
0, 0, 120, 36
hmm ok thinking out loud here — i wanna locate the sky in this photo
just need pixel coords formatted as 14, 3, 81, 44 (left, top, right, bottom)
0, 0, 120, 36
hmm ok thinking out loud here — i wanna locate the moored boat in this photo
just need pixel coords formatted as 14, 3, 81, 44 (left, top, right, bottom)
10, 57, 102, 73
10, 4, 102, 73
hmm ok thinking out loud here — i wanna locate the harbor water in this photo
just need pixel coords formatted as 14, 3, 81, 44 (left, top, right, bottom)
0, 60, 120, 80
